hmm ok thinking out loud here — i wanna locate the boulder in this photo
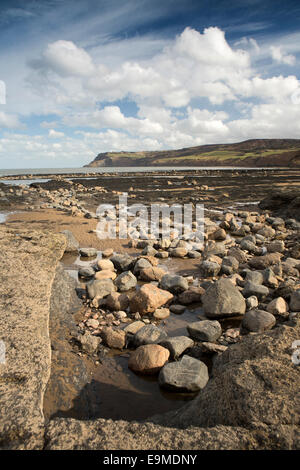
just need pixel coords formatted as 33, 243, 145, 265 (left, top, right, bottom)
178, 286, 204, 305
101, 327, 126, 349
199, 260, 221, 277
94, 270, 116, 280
159, 274, 189, 294
111, 253, 133, 272
78, 266, 95, 278
139, 266, 166, 282
159, 336, 194, 359
128, 345, 170, 375
242, 282, 269, 300
187, 320, 222, 342
266, 297, 288, 316
202, 278, 246, 318
158, 355, 209, 392
79, 247, 97, 258
133, 324, 167, 347
169, 304, 186, 314
248, 253, 282, 270
130, 284, 173, 315
241, 309, 276, 333
105, 292, 129, 311
153, 308, 170, 320
221, 256, 239, 275
97, 259, 114, 271
86, 278, 116, 300
115, 271, 137, 292
290, 290, 300, 311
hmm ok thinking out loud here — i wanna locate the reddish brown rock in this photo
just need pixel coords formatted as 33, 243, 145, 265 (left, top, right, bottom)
130, 284, 173, 315
128, 344, 170, 375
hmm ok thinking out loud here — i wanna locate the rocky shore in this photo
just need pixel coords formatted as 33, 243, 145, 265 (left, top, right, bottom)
0, 169, 299, 450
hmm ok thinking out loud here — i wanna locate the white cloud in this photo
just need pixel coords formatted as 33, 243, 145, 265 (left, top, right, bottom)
0, 111, 22, 129
2, 25, 300, 167
270, 46, 296, 66
48, 129, 65, 138
41, 40, 95, 77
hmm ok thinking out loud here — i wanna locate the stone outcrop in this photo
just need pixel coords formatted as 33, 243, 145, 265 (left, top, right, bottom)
0, 227, 66, 449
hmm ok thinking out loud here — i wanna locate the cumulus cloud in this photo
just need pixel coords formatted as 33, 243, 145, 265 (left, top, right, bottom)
48, 129, 65, 138
0, 112, 22, 129
270, 46, 296, 66
2, 25, 300, 166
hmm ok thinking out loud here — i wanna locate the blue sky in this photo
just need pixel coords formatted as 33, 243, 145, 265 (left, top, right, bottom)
1, 0, 300, 168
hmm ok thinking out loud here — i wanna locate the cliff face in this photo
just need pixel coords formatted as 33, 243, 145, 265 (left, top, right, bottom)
85, 139, 300, 168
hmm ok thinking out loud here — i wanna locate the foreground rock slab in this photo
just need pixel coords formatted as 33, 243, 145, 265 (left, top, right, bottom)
0, 227, 66, 450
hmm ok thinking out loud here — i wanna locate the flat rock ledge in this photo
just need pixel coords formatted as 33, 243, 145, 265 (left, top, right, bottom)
0, 227, 299, 450
0, 227, 66, 450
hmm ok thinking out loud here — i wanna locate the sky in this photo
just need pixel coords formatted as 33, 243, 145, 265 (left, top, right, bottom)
1, 0, 300, 168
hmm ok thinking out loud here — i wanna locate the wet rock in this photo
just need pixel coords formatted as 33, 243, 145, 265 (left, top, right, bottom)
61, 230, 79, 253
241, 309, 276, 333
78, 266, 95, 278
159, 274, 189, 294
86, 278, 116, 300
242, 282, 269, 300
115, 271, 137, 292
101, 327, 126, 349
105, 292, 129, 311
169, 304, 186, 314
111, 253, 133, 272
133, 324, 167, 347
202, 278, 246, 318
97, 259, 114, 271
130, 284, 173, 315
153, 308, 170, 320
159, 336, 194, 359
139, 266, 165, 282
159, 355, 209, 392
290, 290, 300, 311
266, 297, 288, 316
79, 247, 97, 258
187, 320, 222, 342
128, 345, 170, 375
178, 286, 204, 305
